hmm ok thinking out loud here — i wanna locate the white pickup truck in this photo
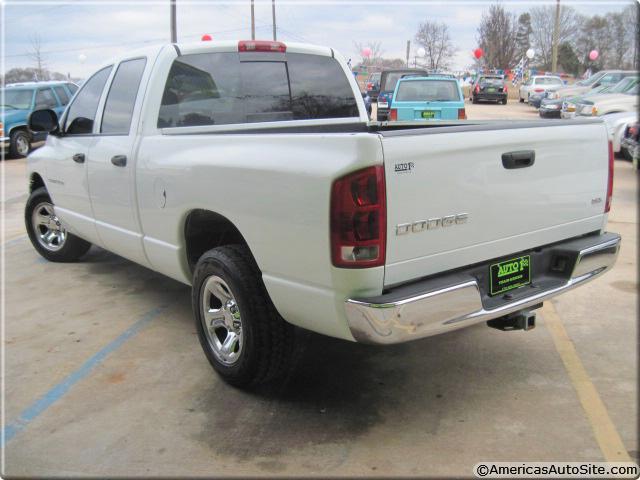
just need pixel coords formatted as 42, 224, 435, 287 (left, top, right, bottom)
26, 40, 620, 387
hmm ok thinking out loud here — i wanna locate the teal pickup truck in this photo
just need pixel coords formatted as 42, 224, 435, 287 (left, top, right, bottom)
388, 76, 466, 121
1, 81, 77, 158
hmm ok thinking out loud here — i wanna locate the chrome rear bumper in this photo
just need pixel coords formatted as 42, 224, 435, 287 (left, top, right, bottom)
345, 233, 620, 344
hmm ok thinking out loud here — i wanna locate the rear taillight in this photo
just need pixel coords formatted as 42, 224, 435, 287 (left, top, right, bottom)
534, 88, 544, 93
458, 108, 466, 120
366, 82, 373, 90
389, 109, 397, 121
238, 40, 286, 53
330, 166, 386, 268
474, 84, 480, 94
605, 140, 614, 213
503, 84, 508, 93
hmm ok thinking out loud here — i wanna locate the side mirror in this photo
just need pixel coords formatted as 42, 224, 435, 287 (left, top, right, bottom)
29, 109, 60, 135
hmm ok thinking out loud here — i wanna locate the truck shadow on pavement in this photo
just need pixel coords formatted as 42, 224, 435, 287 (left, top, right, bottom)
76, 247, 516, 471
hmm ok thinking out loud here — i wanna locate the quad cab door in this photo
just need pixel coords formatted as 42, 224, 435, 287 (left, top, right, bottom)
46, 66, 113, 245
87, 57, 150, 266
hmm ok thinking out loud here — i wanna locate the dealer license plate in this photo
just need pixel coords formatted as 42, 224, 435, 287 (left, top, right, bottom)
421, 110, 436, 119
489, 255, 531, 296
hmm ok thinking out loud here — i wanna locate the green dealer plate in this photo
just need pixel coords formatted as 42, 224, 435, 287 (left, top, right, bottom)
489, 255, 531, 296
421, 110, 436, 119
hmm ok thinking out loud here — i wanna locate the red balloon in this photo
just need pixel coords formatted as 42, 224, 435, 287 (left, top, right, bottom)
201, 34, 212, 41
473, 48, 483, 59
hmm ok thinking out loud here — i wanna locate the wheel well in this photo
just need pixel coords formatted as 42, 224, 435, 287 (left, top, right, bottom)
29, 173, 46, 193
9, 125, 31, 139
184, 209, 249, 272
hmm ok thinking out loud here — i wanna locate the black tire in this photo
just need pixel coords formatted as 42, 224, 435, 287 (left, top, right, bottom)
620, 147, 632, 161
519, 97, 524, 103
192, 245, 295, 388
25, 187, 91, 262
472, 96, 478, 104
9, 129, 31, 158
502, 98, 508, 105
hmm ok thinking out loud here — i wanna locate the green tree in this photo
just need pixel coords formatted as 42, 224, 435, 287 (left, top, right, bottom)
557, 42, 580, 75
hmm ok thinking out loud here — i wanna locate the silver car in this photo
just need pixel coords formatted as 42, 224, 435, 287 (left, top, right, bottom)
519, 76, 564, 103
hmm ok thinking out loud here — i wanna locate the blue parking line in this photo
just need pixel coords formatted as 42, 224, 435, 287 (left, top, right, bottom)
2, 305, 167, 446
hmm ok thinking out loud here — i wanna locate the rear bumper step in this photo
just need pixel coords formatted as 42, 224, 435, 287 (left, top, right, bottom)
345, 232, 620, 344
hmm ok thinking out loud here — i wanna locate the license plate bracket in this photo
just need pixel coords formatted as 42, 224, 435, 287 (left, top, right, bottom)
489, 255, 531, 296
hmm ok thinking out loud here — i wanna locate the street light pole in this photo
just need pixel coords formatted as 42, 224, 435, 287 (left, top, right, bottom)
251, 0, 256, 40
170, 0, 177, 43
272, 0, 277, 41
551, 0, 560, 72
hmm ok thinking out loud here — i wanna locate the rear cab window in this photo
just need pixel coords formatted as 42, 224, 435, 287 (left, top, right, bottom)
158, 51, 359, 128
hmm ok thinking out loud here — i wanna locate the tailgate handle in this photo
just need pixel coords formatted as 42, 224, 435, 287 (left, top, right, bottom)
502, 150, 535, 169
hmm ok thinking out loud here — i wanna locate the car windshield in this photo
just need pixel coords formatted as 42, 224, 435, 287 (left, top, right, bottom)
480, 76, 502, 84
624, 85, 638, 95
609, 77, 639, 94
582, 71, 606, 86
395, 79, 460, 102
1, 89, 34, 109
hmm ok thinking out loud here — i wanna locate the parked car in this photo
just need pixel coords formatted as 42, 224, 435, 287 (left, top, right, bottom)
575, 85, 638, 117
603, 112, 639, 160
471, 74, 508, 104
528, 91, 547, 109
389, 76, 465, 121
518, 76, 563, 103
562, 77, 638, 119
365, 72, 381, 101
621, 122, 639, 165
1, 81, 77, 158
376, 68, 428, 121
25, 40, 620, 387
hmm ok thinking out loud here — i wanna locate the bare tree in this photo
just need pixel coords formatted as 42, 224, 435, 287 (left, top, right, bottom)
414, 20, 457, 71
353, 41, 384, 67
28, 34, 49, 81
574, 15, 612, 71
515, 13, 533, 61
476, 4, 519, 70
605, 12, 626, 69
530, 5, 580, 69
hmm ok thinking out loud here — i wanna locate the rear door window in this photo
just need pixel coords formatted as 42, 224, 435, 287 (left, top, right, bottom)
101, 57, 147, 134
35, 88, 58, 109
53, 86, 70, 105
395, 80, 460, 102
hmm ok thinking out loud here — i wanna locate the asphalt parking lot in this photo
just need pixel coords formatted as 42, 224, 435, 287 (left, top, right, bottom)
3, 103, 638, 477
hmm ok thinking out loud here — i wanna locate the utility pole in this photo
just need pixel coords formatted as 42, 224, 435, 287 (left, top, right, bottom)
272, 0, 277, 41
170, 0, 177, 43
251, 0, 256, 40
406, 40, 410, 68
551, 0, 560, 72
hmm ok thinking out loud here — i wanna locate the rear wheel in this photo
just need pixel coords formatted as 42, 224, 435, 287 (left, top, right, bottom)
25, 187, 91, 262
192, 245, 295, 388
621, 147, 632, 161
502, 98, 508, 105
472, 96, 478, 104
519, 96, 524, 103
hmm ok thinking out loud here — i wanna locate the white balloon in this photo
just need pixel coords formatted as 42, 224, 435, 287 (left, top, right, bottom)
78, 53, 87, 64
526, 48, 535, 59
417, 47, 426, 57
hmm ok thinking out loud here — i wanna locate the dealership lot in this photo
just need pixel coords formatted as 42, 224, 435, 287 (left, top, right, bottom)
3, 105, 637, 476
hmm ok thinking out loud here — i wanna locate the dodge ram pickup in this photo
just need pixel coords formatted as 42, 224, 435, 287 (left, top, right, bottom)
25, 40, 621, 387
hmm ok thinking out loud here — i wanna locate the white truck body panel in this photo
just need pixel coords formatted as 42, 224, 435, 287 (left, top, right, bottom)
26, 41, 617, 343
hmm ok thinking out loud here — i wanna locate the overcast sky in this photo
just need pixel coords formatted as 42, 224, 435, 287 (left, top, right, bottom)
2, 0, 634, 78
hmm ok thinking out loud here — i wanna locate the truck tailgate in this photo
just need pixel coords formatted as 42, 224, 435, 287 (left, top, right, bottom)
380, 122, 609, 287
